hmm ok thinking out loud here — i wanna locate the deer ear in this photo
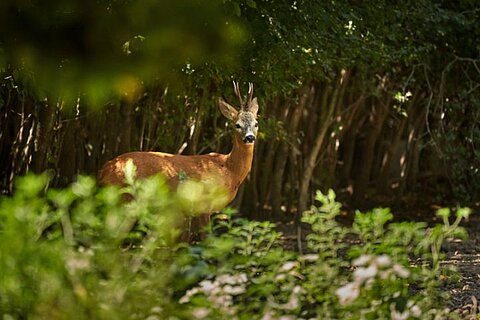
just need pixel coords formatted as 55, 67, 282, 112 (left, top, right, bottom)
218, 98, 238, 120
249, 97, 259, 117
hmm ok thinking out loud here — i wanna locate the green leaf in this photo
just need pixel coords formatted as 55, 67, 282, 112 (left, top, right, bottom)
72, 176, 96, 198
246, 0, 257, 9
436, 208, 451, 220
233, 2, 241, 16
456, 207, 471, 219
15, 173, 49, 198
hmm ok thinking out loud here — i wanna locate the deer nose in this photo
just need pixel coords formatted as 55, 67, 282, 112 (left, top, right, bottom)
244, 134, 255, 143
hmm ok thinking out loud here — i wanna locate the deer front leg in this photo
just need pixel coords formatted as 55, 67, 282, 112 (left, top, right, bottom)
180, 213, 211, 243
190, 213, 211, 242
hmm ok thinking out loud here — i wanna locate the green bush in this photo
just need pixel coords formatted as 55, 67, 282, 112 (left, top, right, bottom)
0, 171, 183, 319
177, 190, 470, 319
0, 174, 471, 319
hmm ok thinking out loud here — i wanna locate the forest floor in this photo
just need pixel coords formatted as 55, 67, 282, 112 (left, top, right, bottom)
441, 213, 480, 318
278, 203, 480, 318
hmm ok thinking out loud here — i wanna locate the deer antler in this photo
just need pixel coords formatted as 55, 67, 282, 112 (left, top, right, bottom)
247, 82, 254, 107
233, 81, 243, 108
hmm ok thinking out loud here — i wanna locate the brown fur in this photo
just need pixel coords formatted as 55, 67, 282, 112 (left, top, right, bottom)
98, 83, 259, 241
98, 134, 254, 208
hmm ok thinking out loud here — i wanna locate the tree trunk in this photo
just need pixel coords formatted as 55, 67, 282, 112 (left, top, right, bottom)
323, 72, 351, 188
377, 91, 419, 193
338, 95, 367, 188
118, 99, 133, 154
271, 85, 310, 217
400, 107, 427, 196
298, 71, 348, 215
352, 97, 390, 206
257, 97, 282, 208
31, 98, 57, 173
57, 119, 78, 185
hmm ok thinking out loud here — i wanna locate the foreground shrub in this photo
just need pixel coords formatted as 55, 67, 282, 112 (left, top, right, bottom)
0, 175, 471, 319
175, 190, 470, 319
0, 172, 182, 319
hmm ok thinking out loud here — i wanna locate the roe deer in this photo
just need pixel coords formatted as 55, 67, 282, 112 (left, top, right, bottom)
98, 82, 259, 240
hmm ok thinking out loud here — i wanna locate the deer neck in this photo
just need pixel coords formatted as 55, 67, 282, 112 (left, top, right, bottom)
226, 134, 255, 186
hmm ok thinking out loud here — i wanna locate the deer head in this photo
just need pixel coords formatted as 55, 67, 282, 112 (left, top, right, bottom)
218, 81, 259, 144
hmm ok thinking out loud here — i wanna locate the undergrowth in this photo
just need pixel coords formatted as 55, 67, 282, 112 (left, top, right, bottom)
0, 173, 471, 319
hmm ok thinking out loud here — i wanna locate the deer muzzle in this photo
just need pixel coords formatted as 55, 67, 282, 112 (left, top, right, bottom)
244, 134, 255, 144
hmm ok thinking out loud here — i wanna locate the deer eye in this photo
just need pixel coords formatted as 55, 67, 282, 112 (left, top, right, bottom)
235, 124, 241, 129
254, 122, 258, 128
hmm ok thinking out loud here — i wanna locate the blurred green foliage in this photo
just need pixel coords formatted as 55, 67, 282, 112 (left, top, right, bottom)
0, 173, 471, 318
0, 0, 246, 104
3, 1, 479, 102
438, 87, 480, 201
0, 172, 179, 318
